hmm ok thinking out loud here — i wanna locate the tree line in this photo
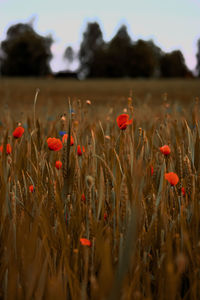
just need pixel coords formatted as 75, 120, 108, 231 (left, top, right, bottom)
0, 21, 200, 78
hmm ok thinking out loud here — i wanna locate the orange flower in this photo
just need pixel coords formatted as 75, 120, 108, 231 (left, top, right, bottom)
181, 187, 186, 196
47, 138, 63, 151
0, 144, 12, 154
165, 172, 179, 186
80, 238, 91, 247
29, 185, 34, 193
160, 145, 171, 156
81, 193, 86, 203
116, 114, 133, 130
13, 126, 24, 138
55, 160, 62, 169
62, 134, 74, 146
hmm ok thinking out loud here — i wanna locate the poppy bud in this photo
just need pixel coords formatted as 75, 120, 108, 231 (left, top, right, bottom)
55, 160, 62, 169
160, 145, 171, 156
29, 185, 34, 193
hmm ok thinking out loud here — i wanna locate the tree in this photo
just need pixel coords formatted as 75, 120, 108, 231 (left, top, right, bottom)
78, 21, 192, 78
105, 25, 133, 77
79, 22, 104, 77
196, 39, 200, 77
160, 50, 188, 77
64, 46, 74, 69
0, 23, 53, 76
129, 40, 162, 77
78, 23, 163, 78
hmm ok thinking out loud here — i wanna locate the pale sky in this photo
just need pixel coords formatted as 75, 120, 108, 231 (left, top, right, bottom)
0, 0, 200, 72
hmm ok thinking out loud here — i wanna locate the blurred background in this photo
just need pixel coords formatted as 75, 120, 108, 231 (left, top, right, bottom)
0, 0, 200, 79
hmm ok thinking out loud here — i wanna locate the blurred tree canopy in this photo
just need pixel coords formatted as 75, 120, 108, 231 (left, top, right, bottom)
0, 21, 195, 78
79, 22, 104, 78
128, 40, 162, 78
104, 25, 133, 77
77, 22, 191, 78
160, 50, 189, 77
0, 23, 53, 76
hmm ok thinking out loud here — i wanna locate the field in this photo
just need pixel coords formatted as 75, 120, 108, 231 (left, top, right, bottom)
0, 78, 200, 300
0, 78, 200, 114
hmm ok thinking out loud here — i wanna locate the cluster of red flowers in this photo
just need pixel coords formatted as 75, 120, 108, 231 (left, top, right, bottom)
3, 117, 186, 227
47, 134, 85, 160
5, 114, 187, 257
46, 113, 133, 156
0, 126, 25, 155
153, 145, 186, 192
158, 145, 180, 187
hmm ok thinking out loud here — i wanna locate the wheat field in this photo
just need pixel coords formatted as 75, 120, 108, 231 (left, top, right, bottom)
0, 78, 200, 300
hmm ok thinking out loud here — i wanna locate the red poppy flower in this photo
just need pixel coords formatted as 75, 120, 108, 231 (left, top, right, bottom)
81, 194, 86, 203
47, 138, 63, 151
77, 145, 85, 156
62, 134, 74, 146
29, 185, 34, 193
80, 238, 91, 247
160, 145, 171, 156
55, 160, 62, 169
165, 172, 179, 186
0, 144, 12, 155
13, 126, 24, 138
77, 145, 82, 156
116, 114, 133, 130
181, 187, 186, 196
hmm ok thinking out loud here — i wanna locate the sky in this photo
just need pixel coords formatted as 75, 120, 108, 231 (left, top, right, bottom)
0, 0, 200, 72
